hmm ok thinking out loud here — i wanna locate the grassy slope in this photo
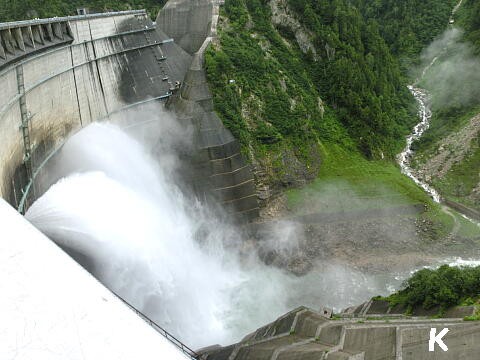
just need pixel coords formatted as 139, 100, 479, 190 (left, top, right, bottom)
286, 142, 458, 241
287, 143, 430, 212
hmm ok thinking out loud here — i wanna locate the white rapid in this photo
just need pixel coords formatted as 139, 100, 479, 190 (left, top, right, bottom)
398, 85, 441, 202
397, 0, 464, 203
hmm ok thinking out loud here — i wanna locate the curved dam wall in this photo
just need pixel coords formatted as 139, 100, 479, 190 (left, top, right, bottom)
0, 10, 180, 211
0, 1, 258, 220
158, 0, 259, 220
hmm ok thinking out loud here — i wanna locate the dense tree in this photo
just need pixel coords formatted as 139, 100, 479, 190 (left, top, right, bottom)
353, 0, 457, 69
207, 0, 418, 160
459, 0, 480, 53
386, 265, 480, 312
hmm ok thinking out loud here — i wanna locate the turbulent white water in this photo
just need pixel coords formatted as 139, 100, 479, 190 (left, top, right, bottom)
398, 86, 441, 202
25, 121, 412, 349
26, 123, 294, 347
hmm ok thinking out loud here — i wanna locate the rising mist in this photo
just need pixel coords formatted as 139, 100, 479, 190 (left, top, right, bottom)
26, 107, 409, 349
419, 27, 480, 109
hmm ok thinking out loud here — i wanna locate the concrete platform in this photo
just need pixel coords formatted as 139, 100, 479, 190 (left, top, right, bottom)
200, 306, 480, 360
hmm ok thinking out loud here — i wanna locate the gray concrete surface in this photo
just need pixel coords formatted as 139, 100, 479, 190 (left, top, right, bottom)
0, 10, 181, 210
159, 0, 259, 219
156, 0, 214, 55
0, 0, 258, 219
200, 306, 480, 360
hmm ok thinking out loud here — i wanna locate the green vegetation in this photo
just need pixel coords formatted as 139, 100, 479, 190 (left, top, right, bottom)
206, 0, 476, 237
353, 0, 457, 70
286, 0, 418, 158
464, 307, 480, 321
384, 265, 480, 314
286, 143, 431, 213
432, 143, 480, 209
285, 142, 465, 240
413, 105, 480, 154
206, 0, 419, 172
0, 0, 166, 21
205, 1, 325, 160
457, 0, 480, 53
411, 105, 480, 213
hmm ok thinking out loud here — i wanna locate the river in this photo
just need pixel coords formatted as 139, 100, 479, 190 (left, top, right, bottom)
397, 0, 463, 205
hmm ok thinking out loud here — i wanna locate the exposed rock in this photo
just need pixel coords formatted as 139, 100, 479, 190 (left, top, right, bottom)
258, 193, 288, 219
249, 138, 321, 215
469, 182, 480, 206
415, 113, 480, 180
269, 0, 317, 58
317, 97, 325, 118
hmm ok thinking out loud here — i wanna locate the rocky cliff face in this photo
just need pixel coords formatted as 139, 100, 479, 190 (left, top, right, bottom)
269, 0, 317, 58
205, 1, 327, 215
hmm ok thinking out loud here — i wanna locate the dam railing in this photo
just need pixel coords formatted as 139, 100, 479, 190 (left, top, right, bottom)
115, 293, 200, 359
0, 10, 146, 30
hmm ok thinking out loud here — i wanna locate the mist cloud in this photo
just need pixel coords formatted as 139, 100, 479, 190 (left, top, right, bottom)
420, 28, 480, 110
25, 104, 418, 349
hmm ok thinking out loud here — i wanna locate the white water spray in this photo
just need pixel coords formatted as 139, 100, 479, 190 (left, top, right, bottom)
26, 120, 412, 348
26, 122, 294, 348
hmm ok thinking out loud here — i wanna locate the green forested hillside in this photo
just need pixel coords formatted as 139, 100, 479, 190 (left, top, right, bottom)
353, 0, 457, 69
207, 0, 478, 240
459, 0, 480, 52
286, 0, 416, 159
207, 0, 416, 166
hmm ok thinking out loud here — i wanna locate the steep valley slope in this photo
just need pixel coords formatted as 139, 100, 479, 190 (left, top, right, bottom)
410, 0, 480, 215
205, 0, 480, 273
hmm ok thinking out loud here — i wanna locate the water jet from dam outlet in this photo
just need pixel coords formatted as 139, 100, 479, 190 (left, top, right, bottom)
24, 112, 478, 349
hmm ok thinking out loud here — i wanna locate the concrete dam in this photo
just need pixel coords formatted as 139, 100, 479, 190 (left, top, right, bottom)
2, 1, 480, 359
0, 3, 258, 219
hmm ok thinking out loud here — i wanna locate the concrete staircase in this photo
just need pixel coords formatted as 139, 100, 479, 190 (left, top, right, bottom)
200, 304, 480, 360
